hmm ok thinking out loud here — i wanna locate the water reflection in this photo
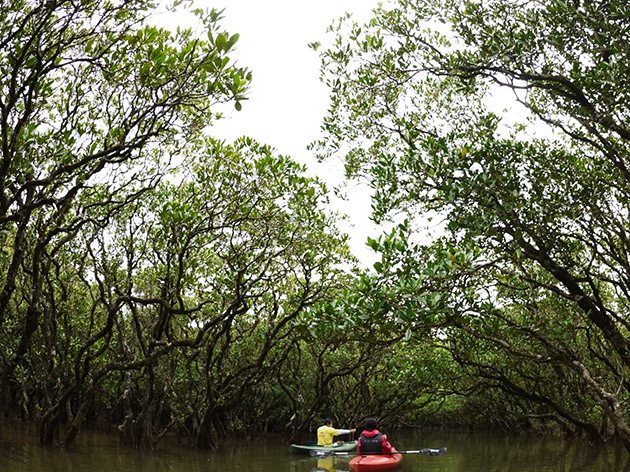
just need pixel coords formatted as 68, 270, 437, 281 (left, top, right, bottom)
310, 455, 349, 472
394, 430, 630, 472
1, 423, 630, 472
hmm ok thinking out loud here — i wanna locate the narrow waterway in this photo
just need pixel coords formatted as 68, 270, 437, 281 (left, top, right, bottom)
1, 423, 629, 471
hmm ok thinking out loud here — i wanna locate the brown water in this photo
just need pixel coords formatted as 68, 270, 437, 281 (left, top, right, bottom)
1, 423, 629, 472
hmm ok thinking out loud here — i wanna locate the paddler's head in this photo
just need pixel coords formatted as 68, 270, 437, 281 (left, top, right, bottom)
364, 418, 378, 431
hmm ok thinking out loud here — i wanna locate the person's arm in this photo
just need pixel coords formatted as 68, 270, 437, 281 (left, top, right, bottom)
335, 428, 356, 436
381, 434, 393, 454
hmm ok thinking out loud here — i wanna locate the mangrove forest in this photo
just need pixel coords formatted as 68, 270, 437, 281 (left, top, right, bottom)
2, 0, 630, 455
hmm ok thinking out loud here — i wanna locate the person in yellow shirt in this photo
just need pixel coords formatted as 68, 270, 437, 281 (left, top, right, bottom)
317, 418, 356, 446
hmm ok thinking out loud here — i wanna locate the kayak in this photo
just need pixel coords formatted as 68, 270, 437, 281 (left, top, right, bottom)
349, 449, 403, 471
291, 441, 357, 454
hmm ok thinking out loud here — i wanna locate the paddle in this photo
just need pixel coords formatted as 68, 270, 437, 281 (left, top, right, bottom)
310, 447, 447, 458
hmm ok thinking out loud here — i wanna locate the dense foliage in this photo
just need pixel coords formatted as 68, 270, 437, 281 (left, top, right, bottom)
4, 0, 630, 454
314, 0, 630, 451
0, 0, 357, 449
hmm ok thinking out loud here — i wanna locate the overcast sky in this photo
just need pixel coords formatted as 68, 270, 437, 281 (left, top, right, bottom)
156, 0, 385, 266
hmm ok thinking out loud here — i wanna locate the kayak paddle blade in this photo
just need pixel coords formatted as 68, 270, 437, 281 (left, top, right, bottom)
309, 450, 337, 458
419, 447, 447, 456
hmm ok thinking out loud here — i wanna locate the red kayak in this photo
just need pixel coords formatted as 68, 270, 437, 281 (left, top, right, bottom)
349, 449, 403, 471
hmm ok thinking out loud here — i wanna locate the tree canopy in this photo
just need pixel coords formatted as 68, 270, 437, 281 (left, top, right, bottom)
314, 0, 630, 450
4, 0, 630, 454
0, 0, 356, 449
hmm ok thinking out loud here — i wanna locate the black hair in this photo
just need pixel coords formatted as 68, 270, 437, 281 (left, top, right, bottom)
324, 417, 334, 425
364, 418, 378, 431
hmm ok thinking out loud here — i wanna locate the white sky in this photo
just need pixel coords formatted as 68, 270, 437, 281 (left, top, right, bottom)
155, 0, 384, 266
153, 1, 537, 269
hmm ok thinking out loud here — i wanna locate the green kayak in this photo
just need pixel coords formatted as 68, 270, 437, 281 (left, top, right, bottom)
291, 441, 357, 454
